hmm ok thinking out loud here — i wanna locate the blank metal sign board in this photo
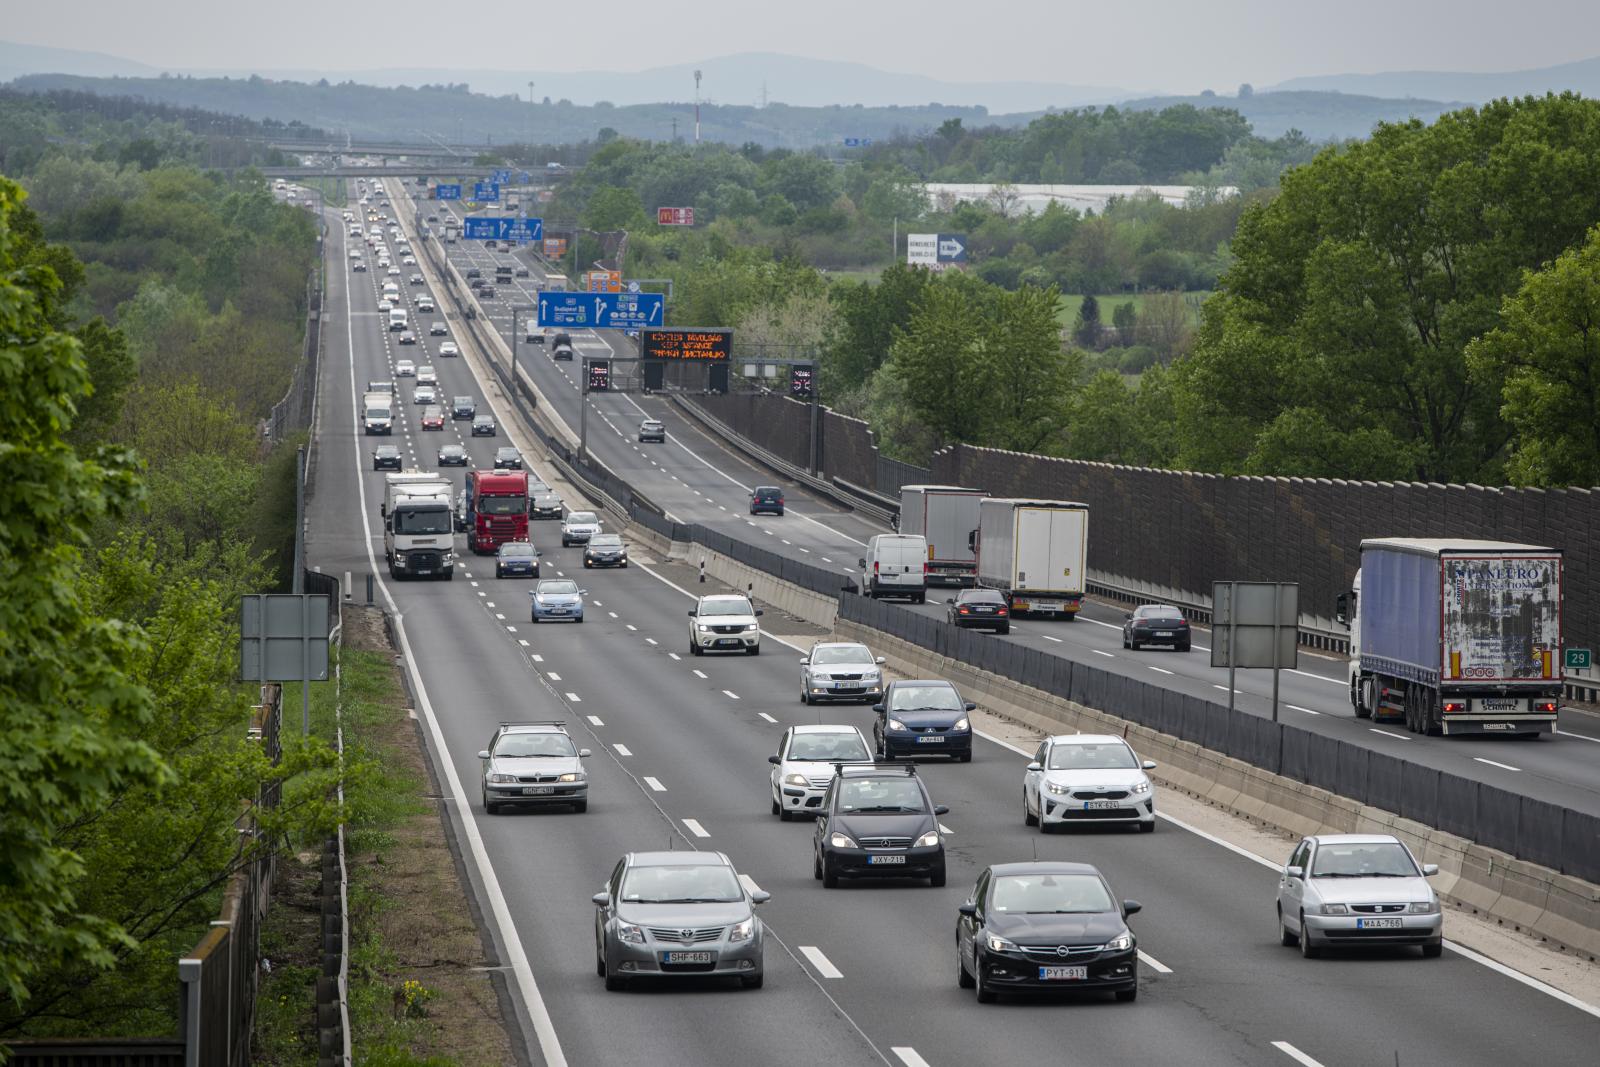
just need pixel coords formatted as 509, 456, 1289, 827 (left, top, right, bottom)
240, 594, 330, 682
1211, 581, 1299, 670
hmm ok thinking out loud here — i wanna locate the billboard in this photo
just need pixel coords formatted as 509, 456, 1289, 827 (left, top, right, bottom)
658, 206, 695, 226
907, 232, 968, 270
543, 237, 568, 257
586, 270, 622, 293
639, 328, 732, 362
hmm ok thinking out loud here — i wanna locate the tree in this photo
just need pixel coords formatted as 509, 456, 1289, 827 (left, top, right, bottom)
1074, 294, 1102, 348
987, 285, 1081, 452
1467, 223, 1600, 486
1142, 290, 1194, 363
1112, 301, 1139, 344
826, 264, 933, 393
1238, 83, 1254, 99
0, 176, 163, 1010
889, 284, 994, 443
583, 185, 646, 231
986, 182, 1021, 218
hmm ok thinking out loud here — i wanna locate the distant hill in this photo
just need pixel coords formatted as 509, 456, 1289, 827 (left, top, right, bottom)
1269, 55, 1600, 104
0, 39, 156, 82
1116, 90, 1467, 140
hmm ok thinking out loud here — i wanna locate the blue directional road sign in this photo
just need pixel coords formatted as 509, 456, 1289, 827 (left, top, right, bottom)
842, 137, 874, 147
462, 216, 544, 241
435, 183, 462, 200
492, 169, 512, 184
536, 291, 665, 330
474, 182, 500, 202
517, 171, 531, 183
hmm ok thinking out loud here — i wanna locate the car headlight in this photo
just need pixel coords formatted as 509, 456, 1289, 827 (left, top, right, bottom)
728, 918, 755, 943
557, 772, 585, 783
744, 623, 759, 632
1321, 903, 1349, 916
1105, 932, 1134, 952
1046, 781, 1071, 795
829, 831, 857, 849
486, 773, 516, 784
783, 773, 809, 787
914, 830, 940, 848
887, 719, 907, 731
617, 923, 645, 945
952, 717, 969, 731
985, 933, 1018, 954
1408, 899, 1439, 914
862, 669, 880, 681
697, 623, 712, 632
1129, 780, 1151, 795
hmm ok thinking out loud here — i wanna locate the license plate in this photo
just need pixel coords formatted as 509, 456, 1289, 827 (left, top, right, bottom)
1084, 800, 1121, 810
415, 568, 433, 575
1039, 966, 1088, 980
867, 854, 906, 865
521, 786, 553, 795
548, 609, 568, 615
1357, 917, 1402, 929
1155, 631, 1174, 637
662, 951, 712, 964
716, 639, 742, 647
916, 735, 945, 744
1480, 699, 1517, 710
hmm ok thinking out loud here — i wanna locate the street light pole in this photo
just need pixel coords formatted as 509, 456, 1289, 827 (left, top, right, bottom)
579, 356, 590, 466
694, 70, 702, 145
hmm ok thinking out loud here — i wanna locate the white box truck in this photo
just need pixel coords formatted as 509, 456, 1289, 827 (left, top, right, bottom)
974, 499, 1089, 618
361, 391, 394, 435
898, 485, 984, 586
381, 472, 456, 580
1337, 538, 1562, 736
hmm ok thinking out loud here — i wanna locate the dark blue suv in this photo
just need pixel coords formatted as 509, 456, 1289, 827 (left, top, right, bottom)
749, 486, 785, 516
872, 679, 976, 762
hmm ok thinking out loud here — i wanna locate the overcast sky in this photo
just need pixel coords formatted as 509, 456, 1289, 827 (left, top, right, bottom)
9, 0, 1600, 91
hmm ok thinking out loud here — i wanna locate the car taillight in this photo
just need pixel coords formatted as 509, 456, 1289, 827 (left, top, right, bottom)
1442, 701, 1466, 714
923, 562, 931, 574
996, 607, 1007, 615
874, 561, 880, 574
1534, 700, 1558, 713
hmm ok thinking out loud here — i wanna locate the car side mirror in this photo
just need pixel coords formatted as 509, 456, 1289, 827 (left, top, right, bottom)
857, 558, 866, 568
1123, 900, 1142, 916
755, 609, 764, 617
579, 749, 591, 758
1026, 761, 1042, 772
964, 702, 976, 712
872, 704, 885, 714
875, 657, 886, 665
380, 503, 388, 517
580, 590, 588, 595
1124, 612, 1133, 620
1422, 863, 1439, 877
1285, 865, 1304, 880
687, 609, 696, 617
768, 754, 781, 765
799, 657, 809, 664
591, 891, 611, 907
945, 598, 955, 604
934, 805, 949, 816
957, 902, 977, 916
1335, 592, 1350, 627
750, 890, 771, 905
1142, 760, 1157, 770
476, 750, 491, 760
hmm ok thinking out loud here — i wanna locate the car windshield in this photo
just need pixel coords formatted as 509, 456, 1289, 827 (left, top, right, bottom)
375, 448, 398, 458
961, 592, 1005, 605
699, 598, 754, 617
479, 496, 526, 516
1136, 607, 1184, 622
620, 864, 743, 904
364, 406, 390, 418
1310, 841, 1419, 878
811, 645, 873, 666
495, 732, 575, 757
1048, 743, 1138, 770
991, 874, 1115, 914
788, 733, 870, 762
889, 684, 962, 712
499, 544, 534, 558
642, 421, 661, 429
590, 535, 622, 547
837, 778, 925, 813
566, 512, 598, 525
393, 508, 452, 535
441, 447, 463, 458
538, 581, 579, 596
455, 397, 473, 406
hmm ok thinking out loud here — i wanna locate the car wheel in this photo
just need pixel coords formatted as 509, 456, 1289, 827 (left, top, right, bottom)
741, 974, 764, 990
575, 616, 583, 625
974, 959, 996, 1004
1122, 633, 1130, 648
495, 566, 502, 578
1130, 638, 1141, 651
689, 641, 702, 656
997, 625, 1010, 635
1114, 984, 1138, 1002
772, 795, 782, 816
1422, 942, 1443, 959
483, 791, 498, 815
1278, 906, 1298, 947
1298, 913, 1320, 958
813, 850, 823, 881
596, 952, 606, 978
914, 593, 925, 604
779, 806, 793, 822
1178, 641, 1191, 652
1138, 819, 1155, 833
957, 944, 976, 988
571, 799, 587, 813
604, 973, 627, 992
747, 644, 760, 656
958, 752, 972, 763
801, 691, 812, 705
531, 613, 538, 623
822, 860, 839, 889
930, 863, 946, 888
1023, 789, 1038, 827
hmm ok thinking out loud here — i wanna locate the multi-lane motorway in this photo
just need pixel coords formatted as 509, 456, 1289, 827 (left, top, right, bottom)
303, 180, 1600, 1066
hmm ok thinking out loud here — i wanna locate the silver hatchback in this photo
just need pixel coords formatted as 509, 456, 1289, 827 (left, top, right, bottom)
593, 852, 769, 991
1277, 834, 1443, 958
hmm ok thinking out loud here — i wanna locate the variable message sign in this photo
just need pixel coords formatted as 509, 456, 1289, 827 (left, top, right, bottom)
639, 328, 733, 362
587, 359, 611, 392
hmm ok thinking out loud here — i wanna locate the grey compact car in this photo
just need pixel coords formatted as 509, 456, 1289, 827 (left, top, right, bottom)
1276, 834, 1443, 958
478, 721, 590, 814
800, 641, 885, 705
593, 851, 770, 991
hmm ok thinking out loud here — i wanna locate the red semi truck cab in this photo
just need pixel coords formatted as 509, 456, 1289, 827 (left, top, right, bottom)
465, 469, 529, 553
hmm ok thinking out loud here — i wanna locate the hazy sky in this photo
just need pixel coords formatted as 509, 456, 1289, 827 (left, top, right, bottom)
10, 0, 1600, 90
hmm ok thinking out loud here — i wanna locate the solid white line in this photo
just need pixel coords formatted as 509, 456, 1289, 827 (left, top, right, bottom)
643, 776, 666, 792
1370, 728, 1410, 741
565, 692, 581, 702
682, 818, 710, 838
1148, 665, 1173, 675
1213, 685, 1237, 694
1474, 756, 1521, 772
1137, 949, 1173, 974
613, 743, 632, 757
1092, 649, 1115, 658
1271, 1041, 1326, 1067
891, 1049, 931, 1067
692, 669, 708, 679
798, 945, 843, 978
1289, 669, 1343, 686
1445, 940, 1600, 1019
586, 715, 604, 727
723, 690, 741, 700
758, 713, 778, 723
1287, 704, 1320, 715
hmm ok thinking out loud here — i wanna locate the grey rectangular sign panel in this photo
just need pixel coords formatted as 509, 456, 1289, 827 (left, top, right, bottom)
1211, 582, 1299, 670
240, 594, 330, 682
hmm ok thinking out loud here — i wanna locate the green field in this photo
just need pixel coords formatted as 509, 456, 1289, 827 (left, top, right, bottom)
1056, 291, 1211, 327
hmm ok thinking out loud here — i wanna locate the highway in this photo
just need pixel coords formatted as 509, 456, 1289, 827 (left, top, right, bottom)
300, 181, 1600, 1065
414, 186, 1600, 822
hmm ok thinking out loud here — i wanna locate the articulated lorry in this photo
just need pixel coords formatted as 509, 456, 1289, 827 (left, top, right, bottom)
898, 485, 984, 586
1337, 538, 1563, 736
381, 472, 455, 580
464, 469, 529, 553
973, 498, 1089, 618
362, 391, 394, 435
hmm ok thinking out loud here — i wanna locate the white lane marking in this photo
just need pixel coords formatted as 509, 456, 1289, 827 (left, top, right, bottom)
531, 654, 544, 662
506, 626, 517, 633
692, 669, 708, 679
626, 624, 637, 631
782, 539, 791, 545
892, 1050, 931, 1067
821, 557, 832, 563
1287, 704, 1320, 715
798, 945, 843, 979
799, 546, 810, 553
739, 873, 764, 896
1137, 950, 1172, 974
682, 818, 710, 838
1148, 665, 1173, 675
608, 611, 618, 618
668, 652, 681, 661
1289, 669, 1343, 685
723, 690, 741, 700
1272, 1042, 1326, 1067
643, 776, 666, 792
613, 743, 632, 757
586, 715, 604, 727
938, 823, 953, 834
758, 713, 778, 724
1212, 685, 1238, 694
1446, 939, 1600, 1019
470, 581, 479, 587
645, 637, 658, 645
1092, 649, 1115, 658
565, 692, 581, 702
485, 601, 495, 608
494, 613, 505, 620
547, 672, 561, 681
518, 639, 530, 647
1555, 728, 1600, 743
1370, 728, 1410, 741
1041, 634, 1063, 643
477, 591, 486, 597
1474, 757, 1521, 772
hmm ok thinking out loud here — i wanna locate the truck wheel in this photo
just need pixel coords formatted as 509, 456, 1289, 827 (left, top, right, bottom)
1423, 696, 1442, 737
1354, 680, 1373, 719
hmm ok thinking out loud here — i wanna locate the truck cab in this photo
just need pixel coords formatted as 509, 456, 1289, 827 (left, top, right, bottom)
381, 472, 455, 580
464, 469, 530, 554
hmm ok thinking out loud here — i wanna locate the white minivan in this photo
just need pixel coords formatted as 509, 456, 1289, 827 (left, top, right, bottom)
860, 534, 928, 602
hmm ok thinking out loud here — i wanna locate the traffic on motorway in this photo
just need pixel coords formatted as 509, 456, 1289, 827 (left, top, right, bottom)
300, 177, 1600, 1066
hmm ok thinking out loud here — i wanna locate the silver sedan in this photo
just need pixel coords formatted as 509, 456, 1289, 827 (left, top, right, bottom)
1277, 834, 1443, 958
799, 642, 885, 705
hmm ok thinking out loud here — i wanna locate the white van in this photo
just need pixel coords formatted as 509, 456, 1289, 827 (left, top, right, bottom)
388, 308, 408, 331
860, 534, 928, 602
